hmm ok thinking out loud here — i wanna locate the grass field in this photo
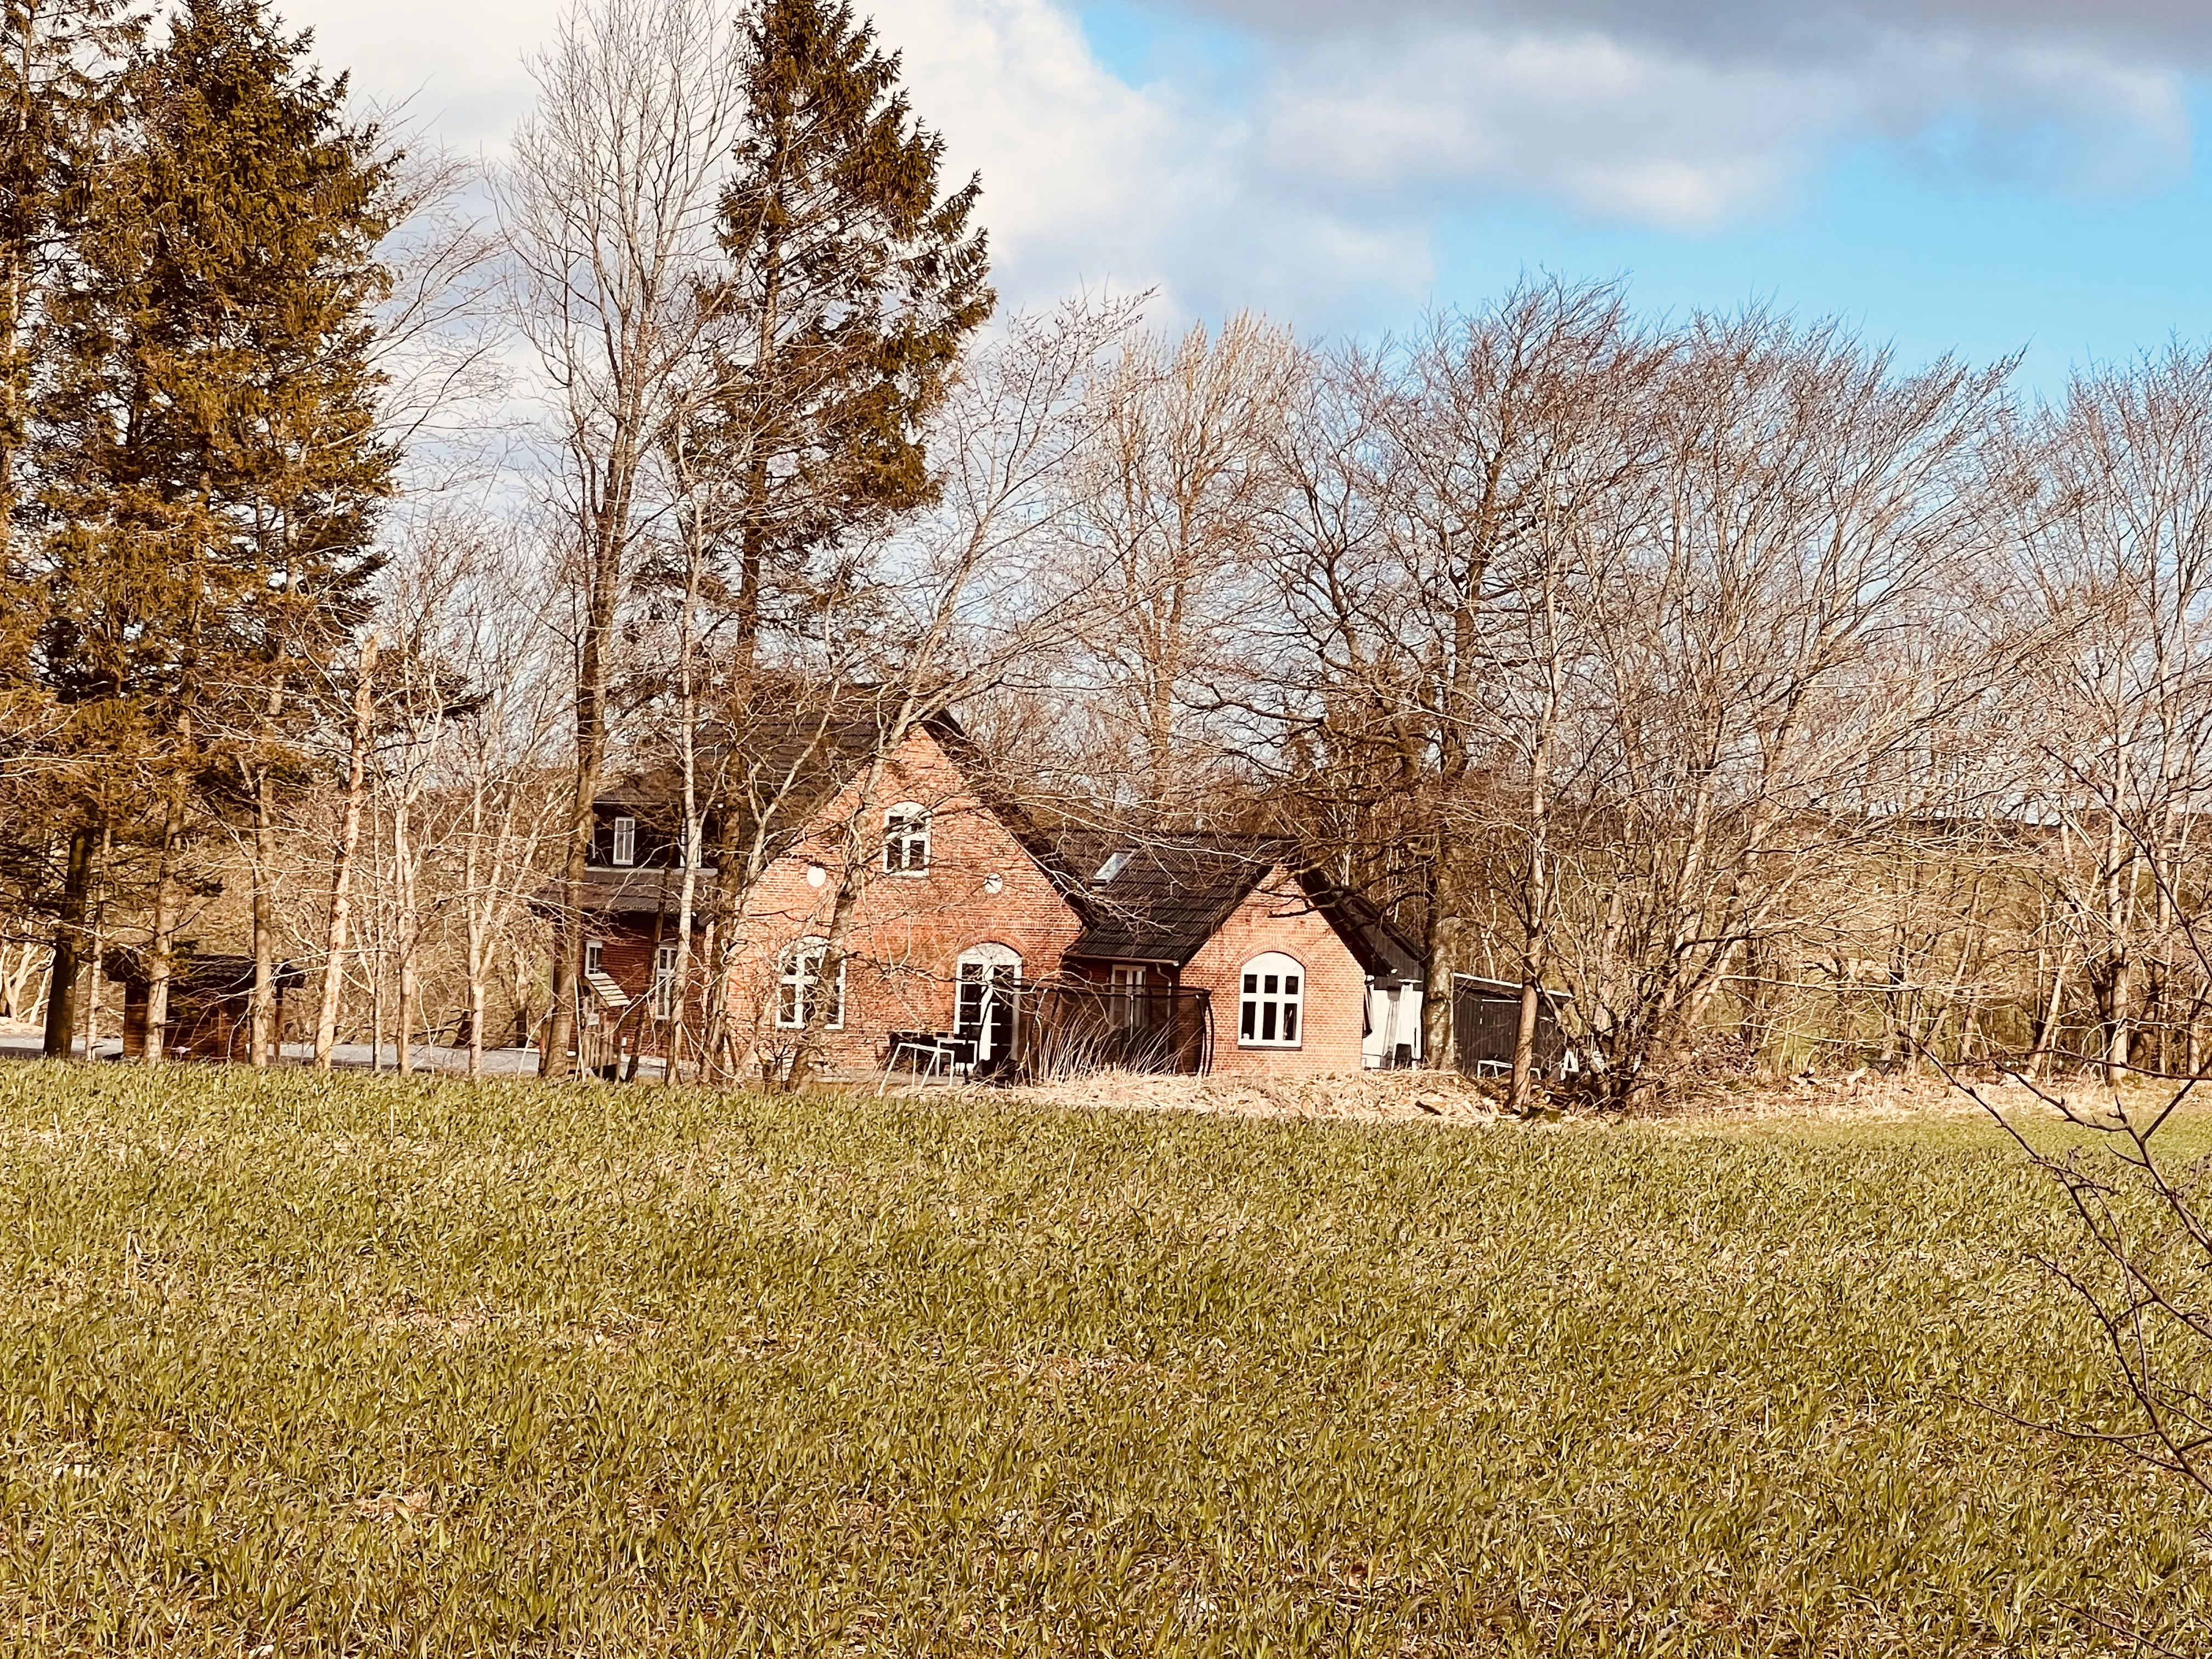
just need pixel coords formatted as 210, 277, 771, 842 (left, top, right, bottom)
2, 1066, 2208, 1655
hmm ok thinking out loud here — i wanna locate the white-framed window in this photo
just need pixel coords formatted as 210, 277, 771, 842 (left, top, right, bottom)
883, 803, 930, 873
1111, 963, 1149, 1030
652, 943, 679, 1018
955, 943, 1021, 1063
1238, 952, 1304, 1047
583, 939, 605, 978
776, 936, 845, 1029
611, 816, 637, 866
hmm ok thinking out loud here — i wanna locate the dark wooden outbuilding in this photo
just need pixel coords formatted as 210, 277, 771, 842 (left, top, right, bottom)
104, 949, 304, 1063
1452, 974, 1572, 1077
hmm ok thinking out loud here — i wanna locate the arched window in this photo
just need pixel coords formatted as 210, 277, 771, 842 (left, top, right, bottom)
1238, 952, 1304, 1047
776, 937, 844, 1029
883, 803, 930, 873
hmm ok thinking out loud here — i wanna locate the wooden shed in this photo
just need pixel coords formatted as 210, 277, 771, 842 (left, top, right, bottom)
104, 949, 305, 1063
1451, 974, 1573, 1077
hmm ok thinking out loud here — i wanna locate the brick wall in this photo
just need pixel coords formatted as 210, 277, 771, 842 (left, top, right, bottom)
1181, 868, 1368, 1075
733, 727, 1087, 1074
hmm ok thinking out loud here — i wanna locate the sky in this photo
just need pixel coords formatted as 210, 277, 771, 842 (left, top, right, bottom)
284, 0, 2212, 395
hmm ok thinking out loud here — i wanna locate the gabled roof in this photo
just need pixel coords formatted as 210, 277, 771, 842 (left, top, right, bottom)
1301, 878, 1424, 983
1035, 827, 1429, 980
1049, 830, 1284, 966
603, 696, 962, 844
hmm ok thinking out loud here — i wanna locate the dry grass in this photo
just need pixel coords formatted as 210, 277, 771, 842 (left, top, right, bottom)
1017, 1065, 1503, 1125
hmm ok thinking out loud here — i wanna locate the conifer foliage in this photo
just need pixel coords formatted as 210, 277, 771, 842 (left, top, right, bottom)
707, 0, 992, 660
2, 0, 395, 1055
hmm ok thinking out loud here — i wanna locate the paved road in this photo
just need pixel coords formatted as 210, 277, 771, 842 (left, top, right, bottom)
0, 1026, 609, 1076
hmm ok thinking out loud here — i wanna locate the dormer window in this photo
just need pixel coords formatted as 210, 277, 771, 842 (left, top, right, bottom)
1093, 850, 1131, 883
611, 816, 636, 867
884, 803, 930, 873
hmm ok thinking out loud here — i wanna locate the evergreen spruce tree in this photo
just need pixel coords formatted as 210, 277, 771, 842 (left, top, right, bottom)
0, 0, 137, 538
29, 0, 394, 1056
0, 0, 133, 1045
707, 0, 992, 665
673, 0, 991, 1074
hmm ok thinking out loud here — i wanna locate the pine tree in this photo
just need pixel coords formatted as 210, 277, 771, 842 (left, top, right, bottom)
28, 0, 395, 1057
0, 0, 133, 1051
707, 0, 992, 666
0, 0, 137, 538
673, 0, 991, 1076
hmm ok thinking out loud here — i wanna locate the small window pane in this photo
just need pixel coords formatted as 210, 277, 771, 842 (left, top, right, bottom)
1284, 976, 1300, 996
1262, 1003, 1278, 1041
1240, 1002, 1255, 1038
1283, 1006, 1299, 1041
1243, 973, 1257, 993
1263, 974, 1278, 995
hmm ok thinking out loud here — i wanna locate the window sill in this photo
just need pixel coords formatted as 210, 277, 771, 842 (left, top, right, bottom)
1237, 1042, 1305, 1051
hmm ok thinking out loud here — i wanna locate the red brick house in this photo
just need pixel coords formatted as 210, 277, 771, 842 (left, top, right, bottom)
561, 713, 1426, 1080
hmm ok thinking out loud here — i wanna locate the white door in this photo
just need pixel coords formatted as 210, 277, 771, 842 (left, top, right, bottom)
955, 944, 1022, 1066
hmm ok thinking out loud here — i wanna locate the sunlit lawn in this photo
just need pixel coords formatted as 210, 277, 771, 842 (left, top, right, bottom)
2, 1064, 2207, 1654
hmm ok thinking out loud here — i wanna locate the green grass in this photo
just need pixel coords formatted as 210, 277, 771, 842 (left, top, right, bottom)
1, 1066, 2207, 1655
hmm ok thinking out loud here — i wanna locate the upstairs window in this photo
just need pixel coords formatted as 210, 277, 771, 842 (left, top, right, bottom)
1238, 952, 1304, 1048
884, 803, 930, 873
583, 939, 605, 979
611, 816, 637, 867
776, 937, 845, 1029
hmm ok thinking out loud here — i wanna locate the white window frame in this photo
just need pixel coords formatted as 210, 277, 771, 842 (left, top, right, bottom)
1111, 963, 1149, 1030
583, 939, 605, 979
652, 942, 679, 1019
776, 936, 845, 1029
611, 816, 637, 867
883, 802, 930, 873
1238, 952, 1305, 1048
955, 943, 1022, 1062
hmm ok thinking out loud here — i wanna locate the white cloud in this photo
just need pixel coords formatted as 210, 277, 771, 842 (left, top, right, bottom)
864, 0, 1433, 323
274, 0, 2204, 339
287, 0, 548, 151
1258, 30, 1850, 229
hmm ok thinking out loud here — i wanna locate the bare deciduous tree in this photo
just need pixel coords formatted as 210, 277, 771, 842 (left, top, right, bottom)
499, 0, 740, 1077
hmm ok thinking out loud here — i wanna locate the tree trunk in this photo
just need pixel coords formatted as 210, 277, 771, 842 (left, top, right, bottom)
463, 833, 487, 1080
41, 825, 92, 1058
314, 634, 376, 1068
2030, 941, 2070, 1082
78, 825, 109, 1061
249, 770, 276, 1070
393, 791, 417, 1076
1421, 828, 1477, 1068
783, 736, 904, 1093
145, 795, 185, 1066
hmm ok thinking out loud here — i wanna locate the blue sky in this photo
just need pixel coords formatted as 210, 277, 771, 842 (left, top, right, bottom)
286, 0, 2212, 400
1428, 126, 2212, 398
1065, 0, 2212, 397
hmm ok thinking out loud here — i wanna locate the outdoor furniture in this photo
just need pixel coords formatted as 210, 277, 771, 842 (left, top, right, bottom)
881, 1032, 978, 1091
